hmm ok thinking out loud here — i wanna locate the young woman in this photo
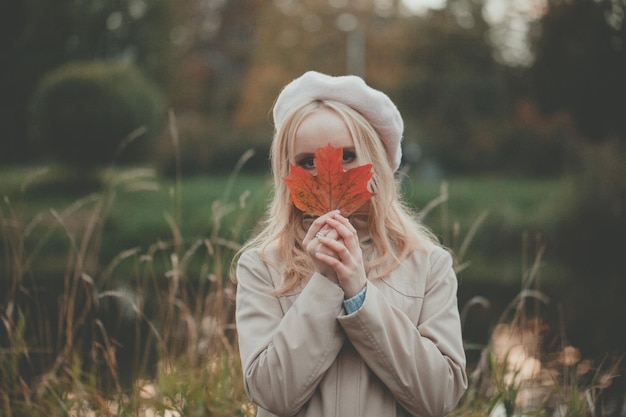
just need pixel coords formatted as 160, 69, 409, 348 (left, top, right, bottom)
235, 71, 467, 417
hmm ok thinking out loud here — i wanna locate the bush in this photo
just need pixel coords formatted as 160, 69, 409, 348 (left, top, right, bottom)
153, 111, 272, 177
554, 141, 626, 354
419, 123, 574, 177
30, 60, 166, 170
556, 141, 626, 277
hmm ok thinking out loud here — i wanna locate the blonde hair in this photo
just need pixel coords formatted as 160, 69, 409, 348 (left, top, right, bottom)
236, 100, 437, 294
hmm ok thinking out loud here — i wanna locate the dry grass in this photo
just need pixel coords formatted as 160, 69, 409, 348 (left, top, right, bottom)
1, 115, 255, 416
0, 169, 254, 415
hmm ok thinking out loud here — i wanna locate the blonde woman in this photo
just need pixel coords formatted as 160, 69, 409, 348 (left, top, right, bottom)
235, 71, 467, 417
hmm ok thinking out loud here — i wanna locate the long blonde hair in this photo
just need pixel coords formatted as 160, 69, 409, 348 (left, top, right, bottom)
236, 100, 437, 294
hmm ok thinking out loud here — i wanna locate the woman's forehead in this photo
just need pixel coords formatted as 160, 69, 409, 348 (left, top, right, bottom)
292, 109, 354, 155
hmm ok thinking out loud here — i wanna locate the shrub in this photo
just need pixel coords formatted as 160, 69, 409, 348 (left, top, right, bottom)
557, 142, 626, 274
153, 111, 272, 177
30, 60, 166, 170
553, 141, 626, 354
496, 126, 576, 177
419, 122, 575, 177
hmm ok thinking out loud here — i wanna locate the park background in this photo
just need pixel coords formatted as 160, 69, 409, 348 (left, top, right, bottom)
1, 0, 625, 415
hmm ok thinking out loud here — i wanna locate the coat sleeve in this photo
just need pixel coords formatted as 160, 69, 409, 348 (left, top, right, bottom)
337, 246, 468, 417
235, 249, 346, 416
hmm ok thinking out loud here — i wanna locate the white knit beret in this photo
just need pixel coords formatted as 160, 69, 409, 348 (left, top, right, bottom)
273, 71, 404, 171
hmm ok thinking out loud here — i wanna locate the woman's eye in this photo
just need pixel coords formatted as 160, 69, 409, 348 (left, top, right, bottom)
342, 150, 356, 164
297, 156, 315, 170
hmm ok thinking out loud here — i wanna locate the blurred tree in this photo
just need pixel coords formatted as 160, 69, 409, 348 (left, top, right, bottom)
166, 0, 260, 123
231, 0, 571, 176
555, 141, 626, 354
0, 1, 29, 162
529, 0, 626, 143
395, 0, 515, 174
233, 0, 408, 131
1, 0, 175, 164
152, 0, 264, 176
527, 0, 626, 353
390, 0, 578, 176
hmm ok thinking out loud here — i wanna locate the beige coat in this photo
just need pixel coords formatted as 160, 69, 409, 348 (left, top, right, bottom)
236, 237, 467, 417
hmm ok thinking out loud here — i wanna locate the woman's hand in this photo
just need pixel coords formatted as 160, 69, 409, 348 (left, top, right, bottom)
304, 211, 367, 298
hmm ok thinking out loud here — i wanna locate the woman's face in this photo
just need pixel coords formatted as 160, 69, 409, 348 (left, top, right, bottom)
292, 108, 359, 175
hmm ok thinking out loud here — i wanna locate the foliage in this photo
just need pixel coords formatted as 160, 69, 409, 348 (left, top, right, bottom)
395, 7, 519, 175
417, 121, 575, 177
529, 0, 626, 143
391, 4, 577, 177
1, 0, 175, 164
553, 141, 626, 354
6, 0, 623, 179
30, 60, 166, 171
555, 142, 626, 276
152, 111, 272, 176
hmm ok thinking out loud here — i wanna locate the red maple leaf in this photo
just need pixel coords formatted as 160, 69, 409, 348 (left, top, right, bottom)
284, 144, 373, 217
